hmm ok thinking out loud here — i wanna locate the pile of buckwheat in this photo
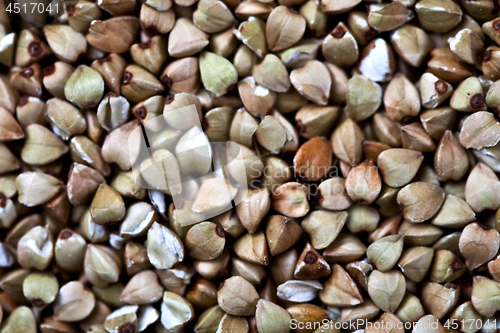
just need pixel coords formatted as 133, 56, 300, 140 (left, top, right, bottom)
1, 0, 500, 332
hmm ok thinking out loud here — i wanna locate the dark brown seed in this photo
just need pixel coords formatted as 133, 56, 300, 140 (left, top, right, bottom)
216, 226, 225, 238
304, 251, 318, 264
494, 19, 500, 32
31, 298, 46, 308
365, 29, 378, 41
59, 229, 73, 240
134, 107, 147, 119
484, 49, 492, 62
43, 65, 55, 76
470, 94, 485, 109
18, 96, 29, 107
28, 42, 43, 57
161, 75, 173, 88
20, 68, 34, 78
119, 322, 136, 333
139, 41, 151, 49
122, 72, 132, 85
332, 25, 346, 38
98, 55, 112, 65
66, 4, 75, 16
165, 94, 174, 104
435, 80, 448, 95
